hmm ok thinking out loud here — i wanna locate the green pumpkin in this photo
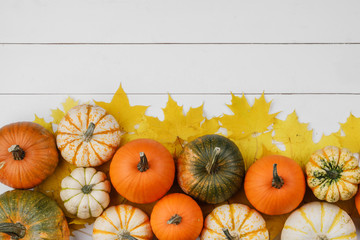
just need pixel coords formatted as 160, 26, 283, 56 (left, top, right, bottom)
177, 134, 245, 204
0, 190, 69, 240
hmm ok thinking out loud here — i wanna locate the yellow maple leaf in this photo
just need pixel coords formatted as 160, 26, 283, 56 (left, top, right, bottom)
339, 113, 360, 153
272, 111, 316, 168
51, 97, 79, 125
219, 93, 278, 169
33, 115, 54, 134
134, 95, 220, 156
94, 84, 148, 135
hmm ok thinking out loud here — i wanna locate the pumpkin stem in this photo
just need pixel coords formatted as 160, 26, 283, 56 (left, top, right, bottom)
206, 147, 221, 174
8, 145, 25, 160
223, 228, 235, 240
81, 184, 95, 194
118, 229, 138, 240
167, 214, 182, 225
316, 235, 329, 240
137, 152, 149, 172
0, 222, 26, 239
83, 122, 96, 142
272, 163, 284, 189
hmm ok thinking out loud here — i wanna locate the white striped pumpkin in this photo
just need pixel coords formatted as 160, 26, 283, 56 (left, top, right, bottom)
201, 203, 269, 240
281, 202, 357, 240
60, 167, 111, 219
57, 104, 121, 167
93, 204, 153, 240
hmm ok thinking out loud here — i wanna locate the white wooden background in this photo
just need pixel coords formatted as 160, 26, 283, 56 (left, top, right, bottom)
1, 0, 360, 239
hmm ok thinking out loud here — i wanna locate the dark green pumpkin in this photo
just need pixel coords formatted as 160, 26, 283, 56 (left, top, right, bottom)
0, 190, 69, 240
177, 134, 245, 204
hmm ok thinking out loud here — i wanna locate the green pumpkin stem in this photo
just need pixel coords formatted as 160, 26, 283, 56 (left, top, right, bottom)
206, 147, 221, 174
223, 228, 234, 240
8, 145, 25, 160
0, 222, 26, 239
167, 214, 182, 225
83, 122, 96, 142
272, 164, 284, 189
118, 229, 138, 240
81, 184, 95, 194
137, 152, 149, 172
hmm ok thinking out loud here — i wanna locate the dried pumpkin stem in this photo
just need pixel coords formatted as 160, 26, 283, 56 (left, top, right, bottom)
272, 163, 284, 189
8, 145, 25, 160
206, 147, 221, 174
0, 222, 26, 239
316, 235, 329, 240
83, 122, 96, 142
118, 229, 138, 240
137, 152, 150, 172
81, 184, 95, 194
223, 228, 234, 240
167, 214, 182, 225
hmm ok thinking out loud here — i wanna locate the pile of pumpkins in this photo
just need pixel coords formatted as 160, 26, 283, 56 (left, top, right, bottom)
0, 104, 360, 240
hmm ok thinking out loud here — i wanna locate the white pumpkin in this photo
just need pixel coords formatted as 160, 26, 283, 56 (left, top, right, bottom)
281, 202, 357, 240
201, 203, 269, 240
60, 167, 111, 219
57, 104, 121, 167
93, 204, 153, 240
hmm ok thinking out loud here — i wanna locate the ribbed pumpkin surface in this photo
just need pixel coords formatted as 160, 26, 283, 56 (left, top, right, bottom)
177, 134, 244, 204
306, 146, 360, 202
281, 202, 357, 240
93, 205, 153, 240
0, 190, 69, 240
201, 204, 269, 240
57, 104, 121, 167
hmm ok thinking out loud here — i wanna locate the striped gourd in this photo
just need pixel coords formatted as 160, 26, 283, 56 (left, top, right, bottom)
57, 104, 121, 167
306, 146, 360, 202
281, 202, 356, 240
60, 167, 111, 219
93, 205, 153, 240
201, 203, 269, 240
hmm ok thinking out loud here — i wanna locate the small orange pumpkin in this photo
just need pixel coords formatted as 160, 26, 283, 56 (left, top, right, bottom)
244, 155, 305, 215
0, 122, 58, 189
150, 193, 203, 240
110, 138, 175, 204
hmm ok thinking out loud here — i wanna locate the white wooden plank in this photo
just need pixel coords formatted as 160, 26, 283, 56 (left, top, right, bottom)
0, 0, 360, 43
1, 44, 360, 94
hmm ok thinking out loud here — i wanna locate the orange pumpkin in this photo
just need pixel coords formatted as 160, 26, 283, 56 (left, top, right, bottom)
244, 155, 305, 215
355, 190, 360, 216
150, 193, 203, 240
0, 122, 58, 189
110, 138, 175, 204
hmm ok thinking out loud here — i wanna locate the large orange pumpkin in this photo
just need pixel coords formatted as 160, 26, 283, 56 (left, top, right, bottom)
110, 138, 175, 204
0, 122, 58, 189
244, 155, 305, 215
150, 193, 203, 240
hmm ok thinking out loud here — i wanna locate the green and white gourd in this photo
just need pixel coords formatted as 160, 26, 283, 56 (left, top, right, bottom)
60, 167, 111, 219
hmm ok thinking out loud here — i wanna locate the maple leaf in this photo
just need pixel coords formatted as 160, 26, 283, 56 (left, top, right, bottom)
272, 111, 315, 168
219, 93, 278, 169
339, 113, 360, 153
133, 95, 220, 157
94, 84, 148, 135
51, 97, 79, 125
33, 115, 54, 134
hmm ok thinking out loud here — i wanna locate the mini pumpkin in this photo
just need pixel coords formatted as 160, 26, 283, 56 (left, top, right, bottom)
60, 167, 111, 219
244, 155, 306, 215
0, 121, 59, 189
306, 146, 360, 202
0, 190, 69, 240
281, 202, 357, 240
57, 104, 121, 167
177, 134, 245, 204
93, 204, 153, 240
201, 203, 269, 240
110, 138, 175, 204
150, 193, 203, 240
